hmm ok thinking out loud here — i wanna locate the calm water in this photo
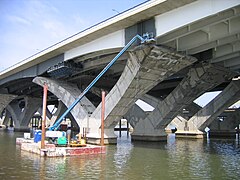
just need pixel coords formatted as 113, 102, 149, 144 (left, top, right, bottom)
0, 130, 240, 180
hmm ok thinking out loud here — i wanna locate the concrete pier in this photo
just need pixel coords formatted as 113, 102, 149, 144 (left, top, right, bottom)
208, 108, 240, 138
176, 80, 240, 138
6, 97, 42, 132
132, 63, 233, 141
0, 94, 16, 115
33, 77, 96, 129
84, 45, 196, 143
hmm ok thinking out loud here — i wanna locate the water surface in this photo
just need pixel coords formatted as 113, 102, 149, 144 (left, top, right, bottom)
0, 130, 239, 179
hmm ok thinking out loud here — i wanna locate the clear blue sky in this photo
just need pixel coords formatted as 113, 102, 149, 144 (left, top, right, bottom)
0, 0, 147, 71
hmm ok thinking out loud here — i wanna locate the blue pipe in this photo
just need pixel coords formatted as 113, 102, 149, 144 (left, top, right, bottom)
49, 34, 149, 131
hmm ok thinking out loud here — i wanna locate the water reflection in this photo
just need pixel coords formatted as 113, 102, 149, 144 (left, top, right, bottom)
127, 142, 169, 179
113, 137, 133, 175
210, 140, 240, 179
0, 131, 240, 179
167, 137, 211, 179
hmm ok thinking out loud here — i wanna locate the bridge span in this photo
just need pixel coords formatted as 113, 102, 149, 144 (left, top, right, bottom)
1, 0, 240, 144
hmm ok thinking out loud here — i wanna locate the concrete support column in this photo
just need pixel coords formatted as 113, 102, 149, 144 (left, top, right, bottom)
86, 45, 196, 144
49, 101, 66, 126
6, 97, 42, 132
177, 80, 240, 138
2, 110, 11, 126
126, 94, 160, 128
133, 63, 234, 141
0, 94, 16, 115
50, 101, 79, 131
166, 102, 201, 132
140, 94, 160, 109
37, 106, 52, 124
208, 108, 240, 138
20, 97, 42, 128
33, 77, 96, 130
6, 101, 21, 128
126, 103, 148, 128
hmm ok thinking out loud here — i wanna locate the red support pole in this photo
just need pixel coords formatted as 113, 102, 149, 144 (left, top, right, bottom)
41, 83, 48, 149
101, 91, 105, 146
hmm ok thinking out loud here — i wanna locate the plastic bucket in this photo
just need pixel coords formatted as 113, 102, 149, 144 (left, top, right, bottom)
34, 130, 42, 143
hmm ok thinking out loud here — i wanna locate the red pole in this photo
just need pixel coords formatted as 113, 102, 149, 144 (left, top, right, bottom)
101, 91, 105, 146
41, 83, 48, 149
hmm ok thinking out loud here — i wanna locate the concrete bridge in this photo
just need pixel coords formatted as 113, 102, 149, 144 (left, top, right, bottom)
1, 0, 240, 144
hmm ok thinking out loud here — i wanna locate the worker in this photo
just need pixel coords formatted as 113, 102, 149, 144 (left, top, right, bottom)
66, 125, 71, 146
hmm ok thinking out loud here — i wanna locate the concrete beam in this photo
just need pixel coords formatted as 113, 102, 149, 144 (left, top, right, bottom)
20, 97, 42, 127
33, 77, 95, 129
0, 94, 17, 115
167, 102, 202, 130
132, 63, 234, 140
125, 103, 148, 128
158, 63, 234, 128
2, 110, 11, 126
107, 45, 196, 128
125, 94, 160, 128
37, 106, 52, 122
189, 80, 240, 132
84, 44, 196, 143
140, 94, 160, 109
49, 101, 79, 131
156, 3, 240, 41
6, 97, 42, 132
1, 0, 196, 80
48, 101, 65, 127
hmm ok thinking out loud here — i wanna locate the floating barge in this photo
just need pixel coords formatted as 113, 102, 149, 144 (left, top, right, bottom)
16, 137, 106, 157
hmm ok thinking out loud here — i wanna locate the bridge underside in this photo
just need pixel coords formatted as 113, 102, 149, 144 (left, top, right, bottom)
0, 2, 240, 144
0, 41, 239, 143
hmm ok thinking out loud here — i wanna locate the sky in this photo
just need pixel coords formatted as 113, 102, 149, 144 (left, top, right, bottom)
0, 0, 147, 71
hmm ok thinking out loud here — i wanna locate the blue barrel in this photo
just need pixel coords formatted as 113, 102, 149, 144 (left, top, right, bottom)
34, 130, 42, 143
